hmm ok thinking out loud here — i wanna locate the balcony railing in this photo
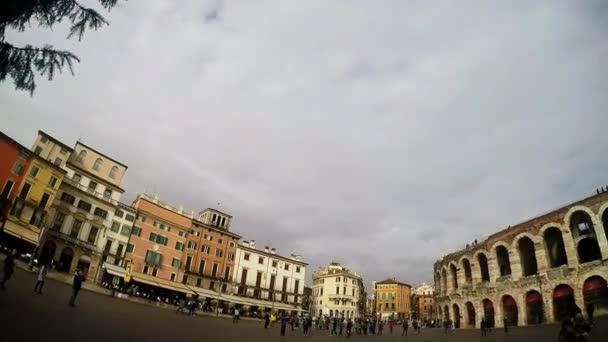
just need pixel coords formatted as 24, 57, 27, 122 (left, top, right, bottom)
328, 294, 356, 301
63, 176, 118, 205
48, 230, 99, 252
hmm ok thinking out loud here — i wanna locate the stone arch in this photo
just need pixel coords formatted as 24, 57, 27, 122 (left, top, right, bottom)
525, 290, 544, 324
566, 207, 596, 239
582, 275, 608, 318
598, 203, 608, 241
502, 295, 518, 326
553, 284, 577, 321
578, 237, 602, 263
450, 263, 459, 289
516, 236, 538, 276
444, 305, 450, 320
475, 251, 490, 282
58, 247, 74, 272
441, 267, 448, 291
465, 301, 476, 328
493, 243, 512, 276
482, 299, 495, 327
461, 257, 473, 284
435, 271, 442, 293
543, 227, 568, 268
452, 303, 461, 328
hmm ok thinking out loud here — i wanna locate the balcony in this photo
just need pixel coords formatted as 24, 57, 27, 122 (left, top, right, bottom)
48, 229, 98, 252
62, 176, 118, 205
328, 294, 356, 302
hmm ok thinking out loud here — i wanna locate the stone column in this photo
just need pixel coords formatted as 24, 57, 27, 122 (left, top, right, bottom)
561, 227, 578, 266
508, 248, 523, 280
592, 215, 608, 260
69, 249, 81, 273
534, 241, 549, 274
516, 294, 527, 326
487, 253, 498, 284
475, 301, 484, 329
471, 257, 482, 285
542, 289, 554, 323
495, 297, 504, 328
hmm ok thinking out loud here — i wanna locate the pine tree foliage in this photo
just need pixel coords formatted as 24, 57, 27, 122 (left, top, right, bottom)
0, 0, 120, 95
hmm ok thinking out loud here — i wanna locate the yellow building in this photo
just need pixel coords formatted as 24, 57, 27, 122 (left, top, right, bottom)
4, 152, 66, 250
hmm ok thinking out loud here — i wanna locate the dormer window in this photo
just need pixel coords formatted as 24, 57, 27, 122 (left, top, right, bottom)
77, 150, 87, 163
93, 158, 103, 171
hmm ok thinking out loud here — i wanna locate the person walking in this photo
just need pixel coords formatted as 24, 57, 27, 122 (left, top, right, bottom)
0, 249, 16, 290
303, 315, 310, 336
338, 316, 344, 336
68, 269, 85, 307
233, 307, 240, 323
264, 312, 270, 329
503, 317, 508, 334
413, 319, 420, 334
280, 313, 288, 336
480, 317, 487, 336
34, 263, 47, 294
378, 319, 384, 335
401, 319, 409, 336
346, 318, 353, 338
330, 316, 338, 336
388, 318, 394, 334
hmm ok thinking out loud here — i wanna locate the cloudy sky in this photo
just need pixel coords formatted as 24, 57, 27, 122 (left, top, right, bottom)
2, 0, 608, 288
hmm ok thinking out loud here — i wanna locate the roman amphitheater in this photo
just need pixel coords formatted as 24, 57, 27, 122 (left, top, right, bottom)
434, 191, 608, 328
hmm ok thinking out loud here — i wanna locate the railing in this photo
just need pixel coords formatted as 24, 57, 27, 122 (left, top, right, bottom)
48, 230, 99, 251
328, 294, 356, 301
63, 176, 118, 205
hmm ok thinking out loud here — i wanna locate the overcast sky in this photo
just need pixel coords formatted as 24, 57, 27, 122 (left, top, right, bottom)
2, 0, 608, 289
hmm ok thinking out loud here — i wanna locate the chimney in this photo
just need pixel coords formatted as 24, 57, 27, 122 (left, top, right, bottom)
250, 240, 255, 249
270, 248, 276, 255
265, 246, 269, 253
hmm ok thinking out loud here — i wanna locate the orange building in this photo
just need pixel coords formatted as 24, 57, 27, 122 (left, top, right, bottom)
374, 277, 412, 319
411, 283, 435, 321
125, 194, 192, 281
0, 132, 32, 236
181, 208, 241, 293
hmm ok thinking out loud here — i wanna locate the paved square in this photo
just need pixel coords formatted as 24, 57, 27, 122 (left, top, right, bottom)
1, 269, 607, 341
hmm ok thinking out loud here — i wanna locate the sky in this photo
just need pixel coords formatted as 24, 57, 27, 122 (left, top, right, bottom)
2, 0, 608, 289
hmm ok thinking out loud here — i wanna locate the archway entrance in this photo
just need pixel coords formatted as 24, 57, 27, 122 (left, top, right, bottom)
553, 284, 577, 321
544, 227, 567, 268
465, 302, 476, 328
583, 276, 608, 319
40, 240, 56, 265
577, 238, 602, 263
462, 259, 472, 284
452, 304, 461, 328
502, 295, 518, 326
444, 305, 450, 321
478, 253, 490, 282
77, 255, 91, 277
526, 290, 544, 324
496, 246, 512, 276
58, 247, 74, 272
518, 237, 538, 276
483, 299, 495, 328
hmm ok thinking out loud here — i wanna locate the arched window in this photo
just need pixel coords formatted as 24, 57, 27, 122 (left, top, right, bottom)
450, 264, 458, 289
496, 245, 512, 276
77, 150, 87, 163
93, 158, 103, 171
462, 258, 472, 284
544, 227, 567, 268
109, 166, 118, 179
477, 253, 490, 282
569, 210, 594, 239
518, 237, 538, 276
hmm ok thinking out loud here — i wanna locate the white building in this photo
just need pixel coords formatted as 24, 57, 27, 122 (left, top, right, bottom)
232, 240, 308, 313
311, 262, 365, 319
412, 282, 434, 296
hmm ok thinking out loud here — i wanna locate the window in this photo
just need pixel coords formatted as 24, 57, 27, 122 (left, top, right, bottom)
93, 207, 108, 219
227, 253, 234, 262
196, 278, 202, 287
103, 189, 112, 199
336, 277, 341, 282
209, 281, 215, 290
244, 253, 250, 261
211, 263, 219, 277
52, 212, 65, 230
120, 225, 131, 236
29, 166, 40, 177
172, 258, 181, 268
152, 268, 158, 277
188, 241, 197, 250
93, 158, 102, 171
111, 222, 120, 232
109, 166, 118, 179
126, 243, 134, 253
60, 192, 75, 205
39, 192, 50, 208
198, 260, 206, 274
34, 146, 43, 154
29, 209, 44, 226
170, 273, 176, 281
202, 246, 210, 254
296, 266, 301, 273
258, 257, 264, 264
178, 230, 186, 237
224, 266, 231, 280
125, 214, 135, 222
70, 219, 82, 239
88, 181, 97, 191
60, 148, 67, 155
144, 250, 162, 266
114, 209, 124, 217
131, 226, 142, 236
336, 287, 340, 294
11, 163, 24, 176
77, 150, 87, 163
77, 200, 92, 213
54, 158, 62, 166
40, 136, 48, 143
217, 238, 223, 244
284, 263, 290, 271
272, 260, 278, 268
229, 242, 235, 248
204, 234, 212, 241
137, 214, 146, 222
148, 233, 168, 246
216, 249, 223, 258
9, 200, 23, 218
1, 180, 14, 198
175, 241, 185, 251
18, 183, 32, 199
18, 149, 29, 159
72, 173, 82, 183
48, 176, 58, 188
87, 226, 99, 243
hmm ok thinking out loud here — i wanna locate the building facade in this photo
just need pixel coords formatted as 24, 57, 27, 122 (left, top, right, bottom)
374, 278, 412, 319
434, 191, 608, 328
411, 283, 435, 321
311, 262, 365, 319
0, 132, 31, 232
232, 240, 307, 311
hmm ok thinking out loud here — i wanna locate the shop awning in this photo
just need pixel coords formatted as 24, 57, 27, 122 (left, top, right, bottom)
131, 272, 196, 295
185, 284, 220, 299
102, 262, 126, 277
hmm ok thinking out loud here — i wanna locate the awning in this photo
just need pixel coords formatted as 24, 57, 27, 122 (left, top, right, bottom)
102, 262, 126, 277
131, 272, 196, 295
185, 284, 220, 299
3, 220, 38, 245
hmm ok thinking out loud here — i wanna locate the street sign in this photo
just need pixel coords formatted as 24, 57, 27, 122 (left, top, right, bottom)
124, 262, 133, 283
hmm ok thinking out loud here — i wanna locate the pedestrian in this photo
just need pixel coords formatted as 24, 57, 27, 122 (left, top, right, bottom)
585, 304, 595, 324
389, 318, 394, 334
503, 317, 508, 334
573, 313, 591, 336
338, 317, 344, 336
68, 269, 85, 307
330, 316, 338, 336
264, 312, 270, 329
558, 318, 577, 342
480, 317, 486, 336
346, 318, 353, 338
413, 319, 420, 334
0, 249, 16, 290
34, 263, 47, 294
290, 315, 295, 331
401, 319, 409, 336
233, 307, 240, 323
280, 313, 288, 336
378, 319, 384, 335
303, 315, 310, 336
